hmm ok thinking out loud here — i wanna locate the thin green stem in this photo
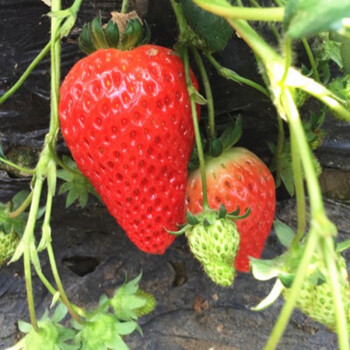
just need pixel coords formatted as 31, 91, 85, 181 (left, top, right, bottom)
8, 191, 33, 219
205, 52, 270, 97
322, 238, 349, 350
169, 0, 193, 45
48, 139, 81, 176
31, 248, 57, 296
24, 244, 37, 330
0, 0, 82, 105
0, 41, 52, 104
301, 38, 321, 83
289, 116, 306, 242
50, 0, 61, 137
193, 1, 284, 22
284, 89, 324, 215
43, 182, 83, 323
23, 174, 46, 331
0, 157, 35, 175
281, 38, 292, 85
121, 0, 129, 13
46, 242, 83, 323
191, 47, 216, 139
273, 115, 285, 187
183, 48, 209, 209
265, 230, 319, 350
249, 0, 281, 42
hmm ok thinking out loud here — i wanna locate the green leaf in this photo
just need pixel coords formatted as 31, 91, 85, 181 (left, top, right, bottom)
181, 0, 233, 52
90, 16, 109, 49
50, 291, 61, 309
250, 255, 286, 281
186, 211, 200, 225
11, 191, 30, 210
274, 220, 295, 248
209, 138, 223, 157
190, 88, 207, 105
218, 116, 242, 151
111, 273, 146, 320
78, 23, 96, 54
112, 335, 129, 350
120, 19, 145, 50
284, 0, 350, 39
115, 321, 138, 335
251, 279, 284, 311
340, 36, 350, 73
105, 20, 120, 48
18, 320, 32, 333
57, 158, 99, 208
278, 271, 295, 288
336, 238, 350, 253
218, 204, 227, 219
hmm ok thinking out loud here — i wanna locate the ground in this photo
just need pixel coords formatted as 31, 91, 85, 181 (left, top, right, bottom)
0, 175, 345, 349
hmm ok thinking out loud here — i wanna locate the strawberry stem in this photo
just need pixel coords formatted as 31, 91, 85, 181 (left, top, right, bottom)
183, 48, 209, 210
8, 191, 33, 219
288, 112, 306, 241
193, 1, 284, 22
23, 171, 46, 332
0, 40, 55, 104
204, 52, 270, 97
301, 38, 321, 83
0, 157, 35, 175
273, 115, 285, 188
191, 47, 216, 140
121, 0, 130, 14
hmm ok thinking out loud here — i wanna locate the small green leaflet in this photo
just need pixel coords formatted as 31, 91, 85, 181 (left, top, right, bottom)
284, 0, 350, 39
57, 156, 99, 208
274, 220, 295, 248
251, 279, 284, 311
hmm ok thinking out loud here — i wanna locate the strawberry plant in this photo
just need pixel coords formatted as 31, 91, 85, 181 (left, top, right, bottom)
1, 0, 350, 349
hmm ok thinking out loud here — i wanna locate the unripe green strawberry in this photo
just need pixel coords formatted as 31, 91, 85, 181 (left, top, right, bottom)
134, 289, 156, 317
283, 253, 350, 331
0, 230, 20, 267
186, 215, 240, 287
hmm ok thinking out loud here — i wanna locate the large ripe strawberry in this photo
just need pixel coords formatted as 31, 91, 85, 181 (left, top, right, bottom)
59, 45, 199, 254
184, 147, 276, 272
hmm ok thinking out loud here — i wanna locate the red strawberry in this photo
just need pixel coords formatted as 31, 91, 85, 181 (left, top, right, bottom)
184, 147, 276, 272
59, 45, 199, 254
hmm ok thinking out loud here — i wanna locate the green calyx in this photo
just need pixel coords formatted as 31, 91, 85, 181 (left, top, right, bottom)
188, 117, 243, 171
78, 11, 150, 54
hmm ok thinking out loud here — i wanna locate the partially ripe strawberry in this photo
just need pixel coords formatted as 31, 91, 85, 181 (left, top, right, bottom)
185, 211, 240, 286
185, 147, 276, 272
59, 45, 199, 254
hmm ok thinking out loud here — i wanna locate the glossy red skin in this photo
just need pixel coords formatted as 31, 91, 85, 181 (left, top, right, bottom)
59, 45, 199, 254
184, 147, 276, 272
